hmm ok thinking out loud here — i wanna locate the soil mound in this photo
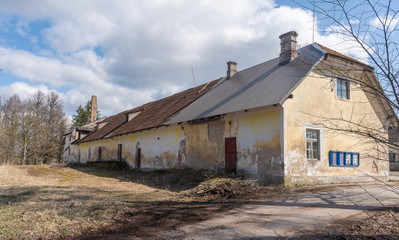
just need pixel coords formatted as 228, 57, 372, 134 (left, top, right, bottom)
185, 178, 260, 199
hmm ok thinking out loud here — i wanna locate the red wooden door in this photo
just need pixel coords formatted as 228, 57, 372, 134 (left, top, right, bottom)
225, 137, 236, 173
117, 144, 122, 161
136, 148, 141, 169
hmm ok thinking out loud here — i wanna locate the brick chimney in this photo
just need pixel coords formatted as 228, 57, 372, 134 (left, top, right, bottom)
226, 61, 237, 78
279, 31, 298, 65
90, 95, 97, 122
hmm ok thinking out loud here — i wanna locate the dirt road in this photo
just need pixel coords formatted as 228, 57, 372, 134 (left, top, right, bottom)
158, 182, 399, 239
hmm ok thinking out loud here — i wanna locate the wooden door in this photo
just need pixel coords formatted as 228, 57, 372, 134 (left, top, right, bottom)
117, 144, 122, 161
225, 137, 236, 173
98, 147, 102, 161
136, 148, 141, 169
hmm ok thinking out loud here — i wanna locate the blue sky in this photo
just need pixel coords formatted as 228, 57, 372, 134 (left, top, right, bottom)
0, 0, 395, 119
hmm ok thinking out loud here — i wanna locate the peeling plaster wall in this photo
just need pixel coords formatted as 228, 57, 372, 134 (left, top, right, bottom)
63, 133, 79, 163
182, 121, 225, 171
183, 107, 283, 184
389, 144, 399, 171
235, 108, 283, 184
78, 125, 186, 170
283, 64, 389, 185
73, 107, 283, 184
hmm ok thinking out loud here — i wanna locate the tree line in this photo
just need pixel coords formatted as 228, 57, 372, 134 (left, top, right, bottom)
0, 91, 67, 165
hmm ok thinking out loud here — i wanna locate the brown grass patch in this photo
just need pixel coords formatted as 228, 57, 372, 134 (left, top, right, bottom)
0, 164, 288, 239
0, 164, 175, 239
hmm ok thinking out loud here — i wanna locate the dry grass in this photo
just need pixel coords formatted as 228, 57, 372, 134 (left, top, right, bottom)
0, 164, 287, 239
0, 164, 176, 239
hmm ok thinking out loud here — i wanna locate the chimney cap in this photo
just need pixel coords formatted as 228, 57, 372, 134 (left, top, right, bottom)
279, 31, 298, 39
226, 61, 237, 78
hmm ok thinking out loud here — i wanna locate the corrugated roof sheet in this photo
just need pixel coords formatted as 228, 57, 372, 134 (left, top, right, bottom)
168, 43, 327, 124
77, 42, 376, 143
78, 78, 221, 143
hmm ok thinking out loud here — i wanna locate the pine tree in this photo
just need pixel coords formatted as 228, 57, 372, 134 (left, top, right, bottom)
72, 100, 92, 127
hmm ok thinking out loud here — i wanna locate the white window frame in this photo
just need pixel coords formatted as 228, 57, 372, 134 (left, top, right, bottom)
306, 129, 320, 160
336, 78, 350, 100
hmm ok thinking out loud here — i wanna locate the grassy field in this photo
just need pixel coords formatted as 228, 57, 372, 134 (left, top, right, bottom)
0, 164, 281, 239
2, 164, 396, 239
0, 164, 187, 239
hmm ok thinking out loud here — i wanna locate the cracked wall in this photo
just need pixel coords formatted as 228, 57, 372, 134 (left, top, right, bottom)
284, 63, 389, 185
78, 125, 186, 170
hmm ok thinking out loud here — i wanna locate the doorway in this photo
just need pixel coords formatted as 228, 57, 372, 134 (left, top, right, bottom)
225, 137, 236, 173
135, 142, 141, 169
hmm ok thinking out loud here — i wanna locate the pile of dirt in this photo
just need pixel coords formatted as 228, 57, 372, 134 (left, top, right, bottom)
184, 177, 262, 199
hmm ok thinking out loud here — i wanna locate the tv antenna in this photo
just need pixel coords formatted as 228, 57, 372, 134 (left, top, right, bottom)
191, 65, 196, 86
312, 0, 315, 42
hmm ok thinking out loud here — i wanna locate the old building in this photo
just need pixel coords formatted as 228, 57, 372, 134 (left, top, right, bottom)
389, 127, 399, 171
65, 31, 397, 185
64, 96, 109, 163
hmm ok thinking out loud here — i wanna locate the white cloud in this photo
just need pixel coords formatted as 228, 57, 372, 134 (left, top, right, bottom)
370, 15, 399, 31
0, 0, 362, 117
0, 82, 51, 99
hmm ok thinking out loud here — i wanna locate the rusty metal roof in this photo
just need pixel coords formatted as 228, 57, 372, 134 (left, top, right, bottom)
317, 43, 371, 68
78, 79, 221, 143
168, 43, 327, 124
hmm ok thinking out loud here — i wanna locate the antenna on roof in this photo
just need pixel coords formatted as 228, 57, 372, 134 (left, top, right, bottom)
191, 65, 196, 86
312, 0, 315, 43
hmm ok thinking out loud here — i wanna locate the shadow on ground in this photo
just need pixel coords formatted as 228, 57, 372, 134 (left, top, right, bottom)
69, 163, 237, 192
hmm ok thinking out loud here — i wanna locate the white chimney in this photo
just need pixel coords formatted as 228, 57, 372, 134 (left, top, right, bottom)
279, 31, 298, 65
226, 61, 237, 78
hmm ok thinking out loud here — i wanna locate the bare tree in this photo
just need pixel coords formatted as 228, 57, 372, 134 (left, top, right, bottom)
0, 95, 23, 164
294, 0, 399, 149
0, 91, 67, 165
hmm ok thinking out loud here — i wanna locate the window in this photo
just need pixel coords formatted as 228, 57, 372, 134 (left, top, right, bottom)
389, 152, 397, 162
117, 144, 122, 161
337, 79, 350, 99
88, 148, 91, 161
306, 129, 320, 160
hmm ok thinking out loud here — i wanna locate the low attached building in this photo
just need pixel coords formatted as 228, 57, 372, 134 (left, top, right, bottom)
389, 127, 399, 171
64, 116, 108, 163
67, 31, 396, 185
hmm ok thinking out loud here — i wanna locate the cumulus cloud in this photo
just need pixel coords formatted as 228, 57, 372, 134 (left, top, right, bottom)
0, 0, 366, 116
0, 82, 51, 99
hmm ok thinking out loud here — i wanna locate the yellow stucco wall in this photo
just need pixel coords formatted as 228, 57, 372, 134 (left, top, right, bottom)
182, 107, 283, 184
283, 64, 389, 184
78, 125, 186, 170
72, 107, 283, 184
